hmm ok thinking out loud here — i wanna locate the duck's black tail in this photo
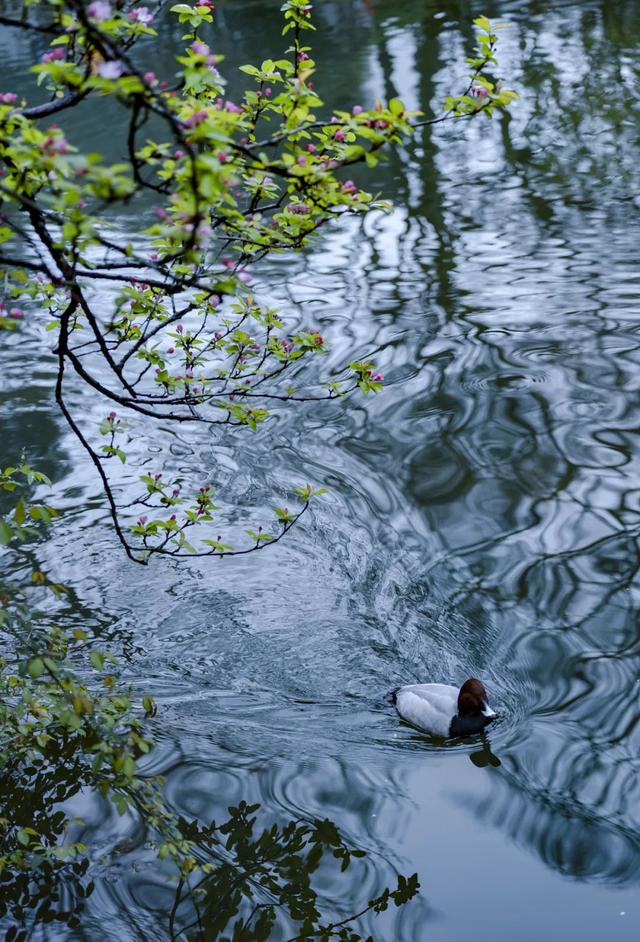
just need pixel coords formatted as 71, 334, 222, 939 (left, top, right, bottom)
387, 687, 399, 705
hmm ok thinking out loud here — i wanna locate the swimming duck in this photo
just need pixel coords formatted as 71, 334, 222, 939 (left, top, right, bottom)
395, 677, 496, 737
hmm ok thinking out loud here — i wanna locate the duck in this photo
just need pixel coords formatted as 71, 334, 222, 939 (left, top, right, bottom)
394, 677, 496, 738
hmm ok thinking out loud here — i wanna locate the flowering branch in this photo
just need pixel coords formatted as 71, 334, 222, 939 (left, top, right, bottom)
0, 1, 515, 563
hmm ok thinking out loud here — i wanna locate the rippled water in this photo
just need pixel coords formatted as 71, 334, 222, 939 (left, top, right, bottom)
2, 0, 640, 939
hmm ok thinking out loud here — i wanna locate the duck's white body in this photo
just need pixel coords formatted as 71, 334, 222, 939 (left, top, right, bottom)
395, 683, 460, 737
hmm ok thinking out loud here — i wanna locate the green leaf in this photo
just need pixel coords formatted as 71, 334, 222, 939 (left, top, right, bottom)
14, 497, 26, 525
143, 695, 156, 717
27, 656, 45, 678
0, 519, 13, 545
90, 651, 105, 671
474, 15, 492, 30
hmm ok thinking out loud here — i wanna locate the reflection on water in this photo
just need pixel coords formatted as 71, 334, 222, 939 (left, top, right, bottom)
2, 0, 640, 938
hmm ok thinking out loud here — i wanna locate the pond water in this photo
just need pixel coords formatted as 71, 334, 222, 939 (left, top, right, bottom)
2, 0, 640, 939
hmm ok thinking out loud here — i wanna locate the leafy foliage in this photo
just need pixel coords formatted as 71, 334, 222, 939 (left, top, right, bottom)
0, 2, 515, 563
0, 464, 58, 551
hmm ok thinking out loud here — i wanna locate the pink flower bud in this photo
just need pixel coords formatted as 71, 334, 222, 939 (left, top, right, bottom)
41, 48, 65, 63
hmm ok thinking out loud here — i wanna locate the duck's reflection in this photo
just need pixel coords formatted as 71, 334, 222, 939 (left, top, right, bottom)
469, 735, 502, 768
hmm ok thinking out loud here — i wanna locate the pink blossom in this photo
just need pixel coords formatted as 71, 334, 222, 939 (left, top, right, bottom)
334, 128, 346, 142
307, 143, 317, 154
184, 109, 208, 127
176, 324, 184, 334
108, 411, 117, 419
174, 149, 185, 159
290, 202, 312, 214
352, 104, 364, 114
128, 6, 154, 24
87, 1, 112, 21
143, 71, 157, 85
0, 92, 17, 104
40, 135, 69, 156
297, 52, 310, 62
167, 347, 175, 354
9, 307, 23, 319
195, 0, 214, 8
97, 60, 124, 80
471, 85, 489, 98
154, 207, 167, 219
224, 100, 243, 113
313, 333, 324, 345
138, 515, 148, 525
265, 87, 272, 96
41, 48, 65, 63
369, 370, 384, 382
191, 41, 210, 56
340, 179, 358, 195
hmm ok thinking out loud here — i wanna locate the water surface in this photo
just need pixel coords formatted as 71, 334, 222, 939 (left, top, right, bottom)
2, 0, 640, 939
